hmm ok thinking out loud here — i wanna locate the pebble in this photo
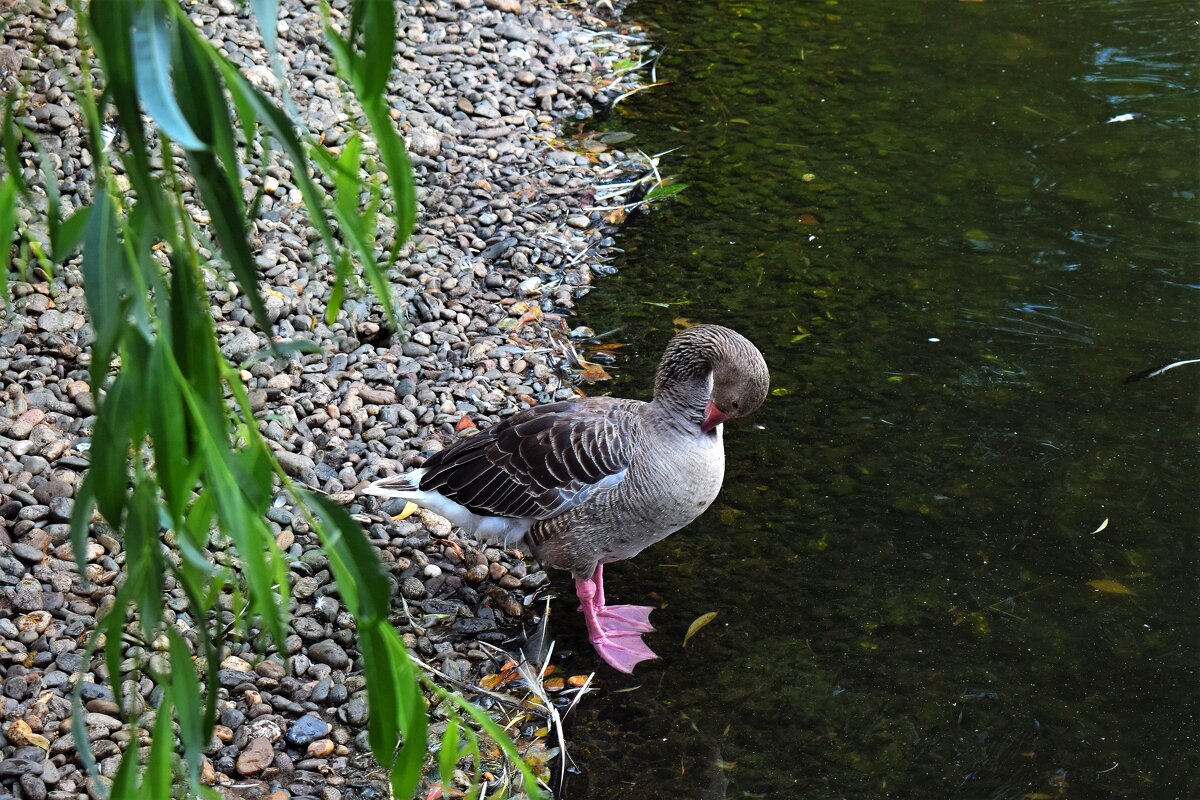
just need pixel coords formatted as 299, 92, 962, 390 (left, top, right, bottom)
235, 737, 275, 776
307, 640, 350, 670
286, 716, 332, 747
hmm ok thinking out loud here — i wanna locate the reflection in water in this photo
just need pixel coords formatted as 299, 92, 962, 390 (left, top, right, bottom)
554, 0, 1198, 798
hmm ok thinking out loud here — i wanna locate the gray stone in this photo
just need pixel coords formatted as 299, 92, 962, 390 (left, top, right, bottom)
307, 639, 350, 670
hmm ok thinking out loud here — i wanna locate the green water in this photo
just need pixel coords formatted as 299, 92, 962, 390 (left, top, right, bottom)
555, 1, 1199, 797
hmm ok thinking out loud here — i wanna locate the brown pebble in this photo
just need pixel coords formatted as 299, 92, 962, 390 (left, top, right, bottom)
306, 738, 335, 757
236, 736, 275, 775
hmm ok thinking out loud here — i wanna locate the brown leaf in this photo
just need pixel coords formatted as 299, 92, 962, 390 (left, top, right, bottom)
513, 304, 543, 331
579, 360, 612, 382
683, 611, 718, 647
673, 317, 695, 331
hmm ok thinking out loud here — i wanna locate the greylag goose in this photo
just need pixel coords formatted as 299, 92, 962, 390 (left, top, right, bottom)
363, 325, 769, 672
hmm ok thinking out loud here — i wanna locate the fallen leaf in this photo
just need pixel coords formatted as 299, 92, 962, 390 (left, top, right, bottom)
715, 758, 737, 770
683, 611, 718, 647
1087, 579, 1135, 596
797, 213, 820, 225
543, 677, 565, 692
579, 360, 612, 382
567, 674, 589, 688
1090, 518, 1109, 534
513, 305, 543, 331
719, 507, 743, 525
455, 416, 476, 432
391, 502, 419, 521
23, 732, 50, 752
605, 207, 627, 225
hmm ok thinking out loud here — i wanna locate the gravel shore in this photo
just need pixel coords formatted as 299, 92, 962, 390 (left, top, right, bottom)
0, 0, 648, 797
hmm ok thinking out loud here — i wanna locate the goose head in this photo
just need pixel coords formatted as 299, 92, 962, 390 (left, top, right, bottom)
654, 325, 770, 433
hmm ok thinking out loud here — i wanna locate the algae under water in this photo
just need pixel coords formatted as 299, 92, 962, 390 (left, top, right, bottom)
554, 0, 1199, 797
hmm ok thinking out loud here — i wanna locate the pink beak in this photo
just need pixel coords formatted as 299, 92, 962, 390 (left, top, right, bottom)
701, 400, 730, 433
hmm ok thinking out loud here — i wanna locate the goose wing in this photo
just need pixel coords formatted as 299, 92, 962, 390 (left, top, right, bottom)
418, 398, 639, 520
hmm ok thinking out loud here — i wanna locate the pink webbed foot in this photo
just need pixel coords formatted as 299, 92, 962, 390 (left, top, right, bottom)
576, 570, 657, 674
597, 604, 655, 633
591, 627, 657, 674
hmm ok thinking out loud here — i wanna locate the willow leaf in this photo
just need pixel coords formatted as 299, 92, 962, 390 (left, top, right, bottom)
131, 0, 206, 151
168, 628, 206, 788
145, 687, 176, 795
305, 490, 391, 623
107, 733, 141, 800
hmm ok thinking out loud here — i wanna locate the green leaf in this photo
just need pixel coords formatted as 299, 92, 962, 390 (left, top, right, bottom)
644, 181, 689, 201
438, 714, 460, 790
171, 12, 242, 201
2, 99, 25, 189
101, 591, 130, 711
81, 188, 129, 390
0, 175, 17, 308
88, 0, 164, 230
108, 733, 141, 800
87, 368, 134, 526
131, 0, 206, 151
440, 687, 543, 798
250, 0, 278, 55
187, 150, 273, 337
168, 628, 206, 788
359, 1, 395, 100
145, 688, 176, 795
52, 206, 92, 263
304, 490, 391, 623
147, 337, 190, 520
124, 476, 164, 640
358, 625, 426, 800
69, 472, 96, 575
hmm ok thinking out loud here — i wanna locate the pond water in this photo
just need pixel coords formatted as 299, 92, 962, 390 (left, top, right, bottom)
553, 0, 1198, 798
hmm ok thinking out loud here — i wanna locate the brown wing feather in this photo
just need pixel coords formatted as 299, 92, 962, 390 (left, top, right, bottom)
417, 398, 640, 520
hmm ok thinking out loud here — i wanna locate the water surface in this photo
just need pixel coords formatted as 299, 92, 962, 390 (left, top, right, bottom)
553, 1, 1197, 798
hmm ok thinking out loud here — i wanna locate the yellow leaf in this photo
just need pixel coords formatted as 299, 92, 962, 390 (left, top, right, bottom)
719, 507, 743, 525
673, 317, 695, 331
683, 611, 718, 647
1090, 518, 1109, 534
1087, 579, 1135, 596
390, 502, 419, 521
24, 732, 50, 752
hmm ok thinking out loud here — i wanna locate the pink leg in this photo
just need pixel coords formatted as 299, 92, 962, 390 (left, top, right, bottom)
593, 563, 654, 632
576, 566, 657, 674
